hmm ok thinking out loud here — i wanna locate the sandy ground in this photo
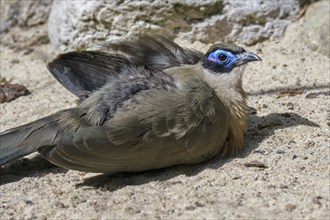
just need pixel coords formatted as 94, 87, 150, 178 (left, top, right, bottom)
0, 2, 329, 219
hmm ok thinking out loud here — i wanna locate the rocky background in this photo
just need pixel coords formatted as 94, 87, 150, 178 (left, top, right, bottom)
0, 0, 329, 219
47, 0, 301, 50
0, 0, 316, 51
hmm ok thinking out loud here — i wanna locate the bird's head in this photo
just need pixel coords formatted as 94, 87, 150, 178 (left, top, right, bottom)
201, 43, 261, 74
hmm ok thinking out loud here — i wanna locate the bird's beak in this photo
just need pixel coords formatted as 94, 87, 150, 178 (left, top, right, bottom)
234, 52, 262, 67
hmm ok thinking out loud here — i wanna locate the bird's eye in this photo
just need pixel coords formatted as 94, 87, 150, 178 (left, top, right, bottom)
218, 54, 228, 62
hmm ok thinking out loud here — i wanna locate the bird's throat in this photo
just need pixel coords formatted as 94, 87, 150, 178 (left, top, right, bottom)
203, 67, 248, 156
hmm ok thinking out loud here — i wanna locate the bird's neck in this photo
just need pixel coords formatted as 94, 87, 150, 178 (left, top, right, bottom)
202, 67, 248, 156
202, 66, 246, 102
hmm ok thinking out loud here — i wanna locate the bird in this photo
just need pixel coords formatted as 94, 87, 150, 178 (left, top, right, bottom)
0, 35, 261, 173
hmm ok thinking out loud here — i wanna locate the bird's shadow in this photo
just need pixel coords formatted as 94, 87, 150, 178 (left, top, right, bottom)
0, 156, 67, 185
0, 111, 319, 188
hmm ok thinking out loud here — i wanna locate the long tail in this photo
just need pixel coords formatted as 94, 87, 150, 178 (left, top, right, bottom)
0, 113, 61, 166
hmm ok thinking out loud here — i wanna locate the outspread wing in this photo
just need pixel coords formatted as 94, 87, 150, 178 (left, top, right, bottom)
47, 35, 204, 98
47, 51, 132, 98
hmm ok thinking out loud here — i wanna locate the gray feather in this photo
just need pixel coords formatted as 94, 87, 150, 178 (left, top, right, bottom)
47, 35, 203, 98
0, 114, 60, 165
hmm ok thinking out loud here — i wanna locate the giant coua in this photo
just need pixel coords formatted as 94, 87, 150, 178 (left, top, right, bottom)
0, 35, 261, 173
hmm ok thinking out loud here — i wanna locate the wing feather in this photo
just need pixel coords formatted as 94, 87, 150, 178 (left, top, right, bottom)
47, 35, 204, 98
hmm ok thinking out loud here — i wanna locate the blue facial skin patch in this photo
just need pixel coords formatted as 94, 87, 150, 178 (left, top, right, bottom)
208, 49, 236, 65
207, 49, 238, 72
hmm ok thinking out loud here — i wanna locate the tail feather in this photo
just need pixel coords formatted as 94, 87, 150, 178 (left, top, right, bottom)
0, 114, 60, 166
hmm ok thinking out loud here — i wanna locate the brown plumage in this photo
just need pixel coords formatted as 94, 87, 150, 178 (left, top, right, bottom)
0, 35, 261, 173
